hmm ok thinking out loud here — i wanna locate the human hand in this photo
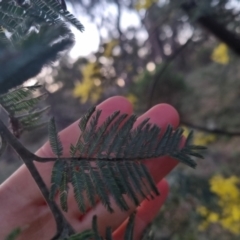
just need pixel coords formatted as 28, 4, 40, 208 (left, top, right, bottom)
0, 96, 179, 239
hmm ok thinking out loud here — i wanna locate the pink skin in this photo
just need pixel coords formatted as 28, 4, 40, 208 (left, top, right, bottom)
0, 96, 179, 239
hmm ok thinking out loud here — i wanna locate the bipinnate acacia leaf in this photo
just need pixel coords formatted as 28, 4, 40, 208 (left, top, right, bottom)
49, 107, 206, 215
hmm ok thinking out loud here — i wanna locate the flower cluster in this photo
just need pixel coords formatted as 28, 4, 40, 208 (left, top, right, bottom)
198, 175, 240, 235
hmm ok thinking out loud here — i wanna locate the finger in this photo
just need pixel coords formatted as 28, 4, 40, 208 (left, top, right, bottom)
134, 103, 180, 183
113, 179, 169, 240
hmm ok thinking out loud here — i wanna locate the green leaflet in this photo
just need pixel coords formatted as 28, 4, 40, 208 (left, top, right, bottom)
0, 85, 41, 104
4, 228, 21, 240
5, 93, 48, 113
36, 0, 84, 32
124, 211, 136, 240
92, 215, 103, 240
50, 160, 70, 212
71, 161, 86, 213
48, 117, 63, 158
49, 160, 65, 200
67, 230, 94, 240
60, 169, 68, 212
0, 85, 49, 138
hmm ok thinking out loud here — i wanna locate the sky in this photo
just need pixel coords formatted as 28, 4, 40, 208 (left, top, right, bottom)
68, 0, 240, 59
68, 4, 141, 59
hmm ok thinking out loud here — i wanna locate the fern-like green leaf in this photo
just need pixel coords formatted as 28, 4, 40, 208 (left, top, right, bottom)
0, 85, 41, 104
48, 117, 63, 158
0, 85, 49, 137
49, 107, 205, 214
71, 160, 96, 210
5, 93, 48, 113
44, 0, 84, 31
4, 228, 21, 240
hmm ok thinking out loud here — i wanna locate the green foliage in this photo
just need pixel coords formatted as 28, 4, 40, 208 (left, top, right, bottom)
0, 23, 74, 94
0, 85, 49, 138
0, 0, 83, 94
49, 117, 64, 157
67, 229, 94, 240
48, 106, 205, 214
0, 0, 83, 45
4, 228, 21, 240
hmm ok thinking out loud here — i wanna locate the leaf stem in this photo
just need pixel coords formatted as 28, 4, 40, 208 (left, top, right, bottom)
0, 118, 75, 238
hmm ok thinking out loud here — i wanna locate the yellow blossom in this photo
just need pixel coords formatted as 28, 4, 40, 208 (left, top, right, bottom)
103, 40, 118, 58
182, 127, 216, 146
198, 175, 240, 235
135, 0, 158, 10
126, 93, 138, 107
73, 62, 102, 103
211, 43, 230, 65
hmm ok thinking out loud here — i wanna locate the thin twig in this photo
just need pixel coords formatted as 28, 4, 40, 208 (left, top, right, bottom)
0, 119, 75, 238
147, 37, 192, 109
181, 120, 240, 137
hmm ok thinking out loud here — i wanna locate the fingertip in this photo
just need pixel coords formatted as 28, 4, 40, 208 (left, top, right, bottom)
146, 103, 180, 129
157, 178, 169, 198
97, 96, 133, 114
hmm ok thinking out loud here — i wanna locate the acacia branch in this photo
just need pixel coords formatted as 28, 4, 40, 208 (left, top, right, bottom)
181, 120, 240, 137
0, 119, 75, 239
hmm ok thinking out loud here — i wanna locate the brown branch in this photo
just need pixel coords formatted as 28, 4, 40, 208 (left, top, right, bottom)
114, 0, 123, 39
0, 119, 75, 239
181, 120, 240, 137
181, 1, 240, 56
147, 37, 192, 109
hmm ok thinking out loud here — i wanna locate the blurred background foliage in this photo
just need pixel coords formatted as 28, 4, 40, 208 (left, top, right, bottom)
2, 0, 240, 239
